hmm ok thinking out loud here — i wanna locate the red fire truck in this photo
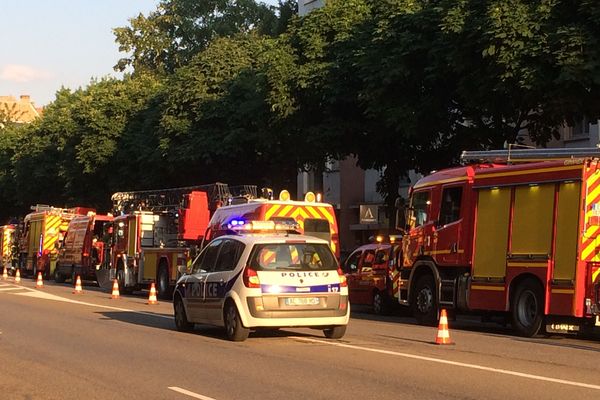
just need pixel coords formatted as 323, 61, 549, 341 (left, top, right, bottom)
55, 212, 114, 283
399, 147, 600, 336
96, 183, 256, 298
18, 205, 94, 278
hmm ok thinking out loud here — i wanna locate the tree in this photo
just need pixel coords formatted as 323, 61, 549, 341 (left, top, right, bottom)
113, 0, 280, 74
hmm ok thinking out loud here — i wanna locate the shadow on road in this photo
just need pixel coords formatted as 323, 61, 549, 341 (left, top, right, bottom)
95, 311, 321, 342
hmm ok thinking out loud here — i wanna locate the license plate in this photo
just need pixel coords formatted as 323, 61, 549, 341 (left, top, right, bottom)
285, 297, 319, 306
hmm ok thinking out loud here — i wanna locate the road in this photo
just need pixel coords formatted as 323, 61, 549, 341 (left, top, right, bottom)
1, 276, 600, 400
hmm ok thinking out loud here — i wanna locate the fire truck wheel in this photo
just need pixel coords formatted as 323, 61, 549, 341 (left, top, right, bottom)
411, 274, 438, 326
54, 267, 65, 283
174, 296, 193, 332
511, 279, 544, 337
157, 265, 171, 300
373, 291, 389, 315
323, 325, 346, 339
224, 302, 249, 342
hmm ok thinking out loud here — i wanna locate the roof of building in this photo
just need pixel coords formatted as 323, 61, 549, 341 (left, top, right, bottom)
0, 95, 41, 123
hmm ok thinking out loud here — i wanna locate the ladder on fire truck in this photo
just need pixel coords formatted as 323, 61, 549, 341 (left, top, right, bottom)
461, 146, 600, 164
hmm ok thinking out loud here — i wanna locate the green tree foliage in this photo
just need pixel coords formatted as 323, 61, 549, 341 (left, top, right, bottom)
2, 0, 600, 228
113, 0, 281, 74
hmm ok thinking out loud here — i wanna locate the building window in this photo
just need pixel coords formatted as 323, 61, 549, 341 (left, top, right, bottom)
573, 116, 590, 138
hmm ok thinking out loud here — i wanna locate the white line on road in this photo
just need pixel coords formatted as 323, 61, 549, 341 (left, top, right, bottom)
292, 337, 600, 391
168, 386, 216, 400
13, 290, 173, 319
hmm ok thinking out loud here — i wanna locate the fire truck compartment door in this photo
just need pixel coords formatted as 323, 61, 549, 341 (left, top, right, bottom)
553, 182, 580, 281
473, 187, 510, 278
510, 184, 554, 258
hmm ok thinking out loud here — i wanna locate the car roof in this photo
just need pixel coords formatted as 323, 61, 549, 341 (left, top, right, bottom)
214, 233, 330, 246
352, 243, 394, 252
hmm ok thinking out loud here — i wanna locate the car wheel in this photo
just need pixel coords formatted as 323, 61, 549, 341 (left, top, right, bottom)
54, 266, 65, 283
373, 291, 389, 315
157, 264, 171, 300
511, 279, 544, 337
411, 274, 438, 326
323, 325, 346, 339
174, 296, 193, 332
224, 302, 249, 342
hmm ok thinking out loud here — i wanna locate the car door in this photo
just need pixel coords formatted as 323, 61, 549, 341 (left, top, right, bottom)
204, 239, 246, 323
343, 250, 362, 305
185, 239, 221, 322
355, 249, 376, 304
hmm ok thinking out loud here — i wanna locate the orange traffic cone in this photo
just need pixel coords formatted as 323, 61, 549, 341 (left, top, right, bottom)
15, 269, 21, 283
73, 275, 83, 294
435, 309, 454, 345
111, 279, 120, 299
147, 282, 159, 305
2, 267, 7, 280
36, 272, 44, 289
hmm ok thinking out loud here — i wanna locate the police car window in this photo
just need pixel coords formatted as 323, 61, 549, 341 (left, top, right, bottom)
214, 239, 244, 272
250, 243, 337, 271
192, 239, 222, 274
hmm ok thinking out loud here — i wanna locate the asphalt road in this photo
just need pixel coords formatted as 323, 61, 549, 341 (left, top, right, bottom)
2, 276, 600, 400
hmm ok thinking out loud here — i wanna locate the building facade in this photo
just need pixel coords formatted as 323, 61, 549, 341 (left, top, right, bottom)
298, 0, 326, 16
0, 95, 41, 124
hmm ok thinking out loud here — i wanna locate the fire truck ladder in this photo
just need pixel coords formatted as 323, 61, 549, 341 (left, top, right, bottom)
461, 147, 600, 164
111, 183, 234, 214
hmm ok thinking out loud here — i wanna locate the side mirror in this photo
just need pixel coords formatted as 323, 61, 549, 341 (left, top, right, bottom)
177, 265, 188, 275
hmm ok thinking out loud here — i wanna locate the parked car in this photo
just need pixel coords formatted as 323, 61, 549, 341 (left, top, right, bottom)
343, 239, 401, 315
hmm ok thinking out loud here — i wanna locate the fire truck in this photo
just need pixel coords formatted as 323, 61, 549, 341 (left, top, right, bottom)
399, 147, 600, 337
96, 183, 256, 298
18, 205, 94, 278
0, 224, 16, 274
54, 212, 114, 283
206, 190, 340, 259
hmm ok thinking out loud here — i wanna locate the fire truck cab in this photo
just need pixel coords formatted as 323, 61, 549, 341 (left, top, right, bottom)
399, 147, 600, 336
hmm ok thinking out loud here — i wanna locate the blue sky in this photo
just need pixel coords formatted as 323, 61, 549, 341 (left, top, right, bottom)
0, 0, 280, 107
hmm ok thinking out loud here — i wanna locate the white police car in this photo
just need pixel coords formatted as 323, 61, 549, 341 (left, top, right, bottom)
173, 221, 349, 341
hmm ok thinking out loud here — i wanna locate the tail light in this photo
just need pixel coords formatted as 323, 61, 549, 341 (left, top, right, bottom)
337, 267, 347, 287
243, 265, 260, 288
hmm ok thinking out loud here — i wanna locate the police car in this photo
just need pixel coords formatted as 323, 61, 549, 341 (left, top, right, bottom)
173, 220, 349, 341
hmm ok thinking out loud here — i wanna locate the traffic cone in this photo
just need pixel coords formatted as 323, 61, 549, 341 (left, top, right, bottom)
111, 279, 120, 299
15, 269, 21, 283
435, 309, 454, 345
73, 275, 83, 294
36, 272, 44, 289
2, 267, 7, 280
147, 282, 158, 305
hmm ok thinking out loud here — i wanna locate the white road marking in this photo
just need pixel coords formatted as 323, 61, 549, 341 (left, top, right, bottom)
292, 337, 600, 391
168, 386, 216, 400
0, 287, 27, 292
13, 290, 173, 319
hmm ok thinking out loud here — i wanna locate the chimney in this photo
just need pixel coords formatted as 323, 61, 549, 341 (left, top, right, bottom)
20, 95, 31, 103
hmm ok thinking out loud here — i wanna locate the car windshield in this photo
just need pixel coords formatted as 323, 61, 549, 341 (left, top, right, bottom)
250, 242, 337, 271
